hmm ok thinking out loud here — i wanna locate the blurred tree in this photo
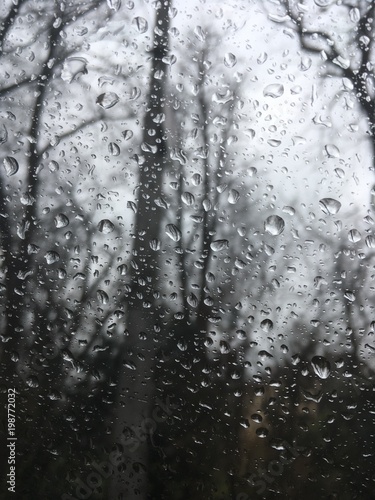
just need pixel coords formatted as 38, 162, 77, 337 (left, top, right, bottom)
269, 0, 375, 173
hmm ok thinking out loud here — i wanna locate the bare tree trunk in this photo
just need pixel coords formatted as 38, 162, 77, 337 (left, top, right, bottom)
110, 2, 171, 499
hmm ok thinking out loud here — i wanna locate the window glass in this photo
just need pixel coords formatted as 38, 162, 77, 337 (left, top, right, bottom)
1, 1, 374, 499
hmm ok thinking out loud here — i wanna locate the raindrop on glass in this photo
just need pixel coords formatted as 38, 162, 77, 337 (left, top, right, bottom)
96, 92, 119, 109
98, 219, 115, 233
311, 356, 331, 379
319, 198, 341, 215
264, 215, 285, 235
263, 83, 284, 98
3, 157, 19, 176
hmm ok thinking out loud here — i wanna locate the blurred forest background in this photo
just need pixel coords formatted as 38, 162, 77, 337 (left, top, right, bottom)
0, 0, 375, 499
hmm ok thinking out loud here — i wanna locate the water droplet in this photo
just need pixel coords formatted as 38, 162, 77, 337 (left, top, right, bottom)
107, 0, 121, 11
210, 240, 229, 251
149, 238, 160, 251
54, 213, 69, 228
257, 52, 268, 64
267, 139, 281, 147
324, 144, 340, 158
187, 293, 199, 308
314, 0, 334, 6
96, 92, 119, 109
256, 427, 269, 438
45, 251, 60, 264
132, 16, 148, 33
0, 124, 8, 144
220, 340, 230, 354
311, 356, 331, 379
122, 129, 133, 141
344, 290, 355, 302
228, 189, 240, 205
240, 418, 250, 428
224, 52, 237, 68
165, 224, 181, 242
263, 83, 284, 98
260, 319, 273, 332
97, 289, 109, 304
117, 264, 128, 275
319, 198, 341, 215
108, 142, 120, 156
26, 376, 39, 388
264, 215, 285, 235
365, 235, 375, 248
258, 350, 273, 361
98, 219, 115, 233
181, 192, 195, 206
61, 57, 88, 83
348, 229, 361, 243
3, 157, 19, 176
300, 56, 312, 71
48, 160, 59, 172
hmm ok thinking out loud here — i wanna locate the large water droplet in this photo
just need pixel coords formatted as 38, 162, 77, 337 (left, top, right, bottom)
264, 215, 285, 235
263, 83, 284, 98
311, 355, 331, 379
210, 240, 229, 251
348, 229, 361, 243
260, 319, 273, 332
181, 192, 195, 206
132, 16, 148, 33
54, 213, 70, 228
96, 92, 119, 109
165, 224, 181, 242
3, 157, 19, 176
319, 198, 341, 215
45, 251, 60, 264
97, 289, 109, 305
228, 189, 240, 205
224, 52, 237, 68
324, 144, 340, 158
98, 219, 115, 233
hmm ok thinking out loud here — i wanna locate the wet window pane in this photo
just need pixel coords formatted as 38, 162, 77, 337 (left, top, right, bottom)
1, 1, 374, 499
